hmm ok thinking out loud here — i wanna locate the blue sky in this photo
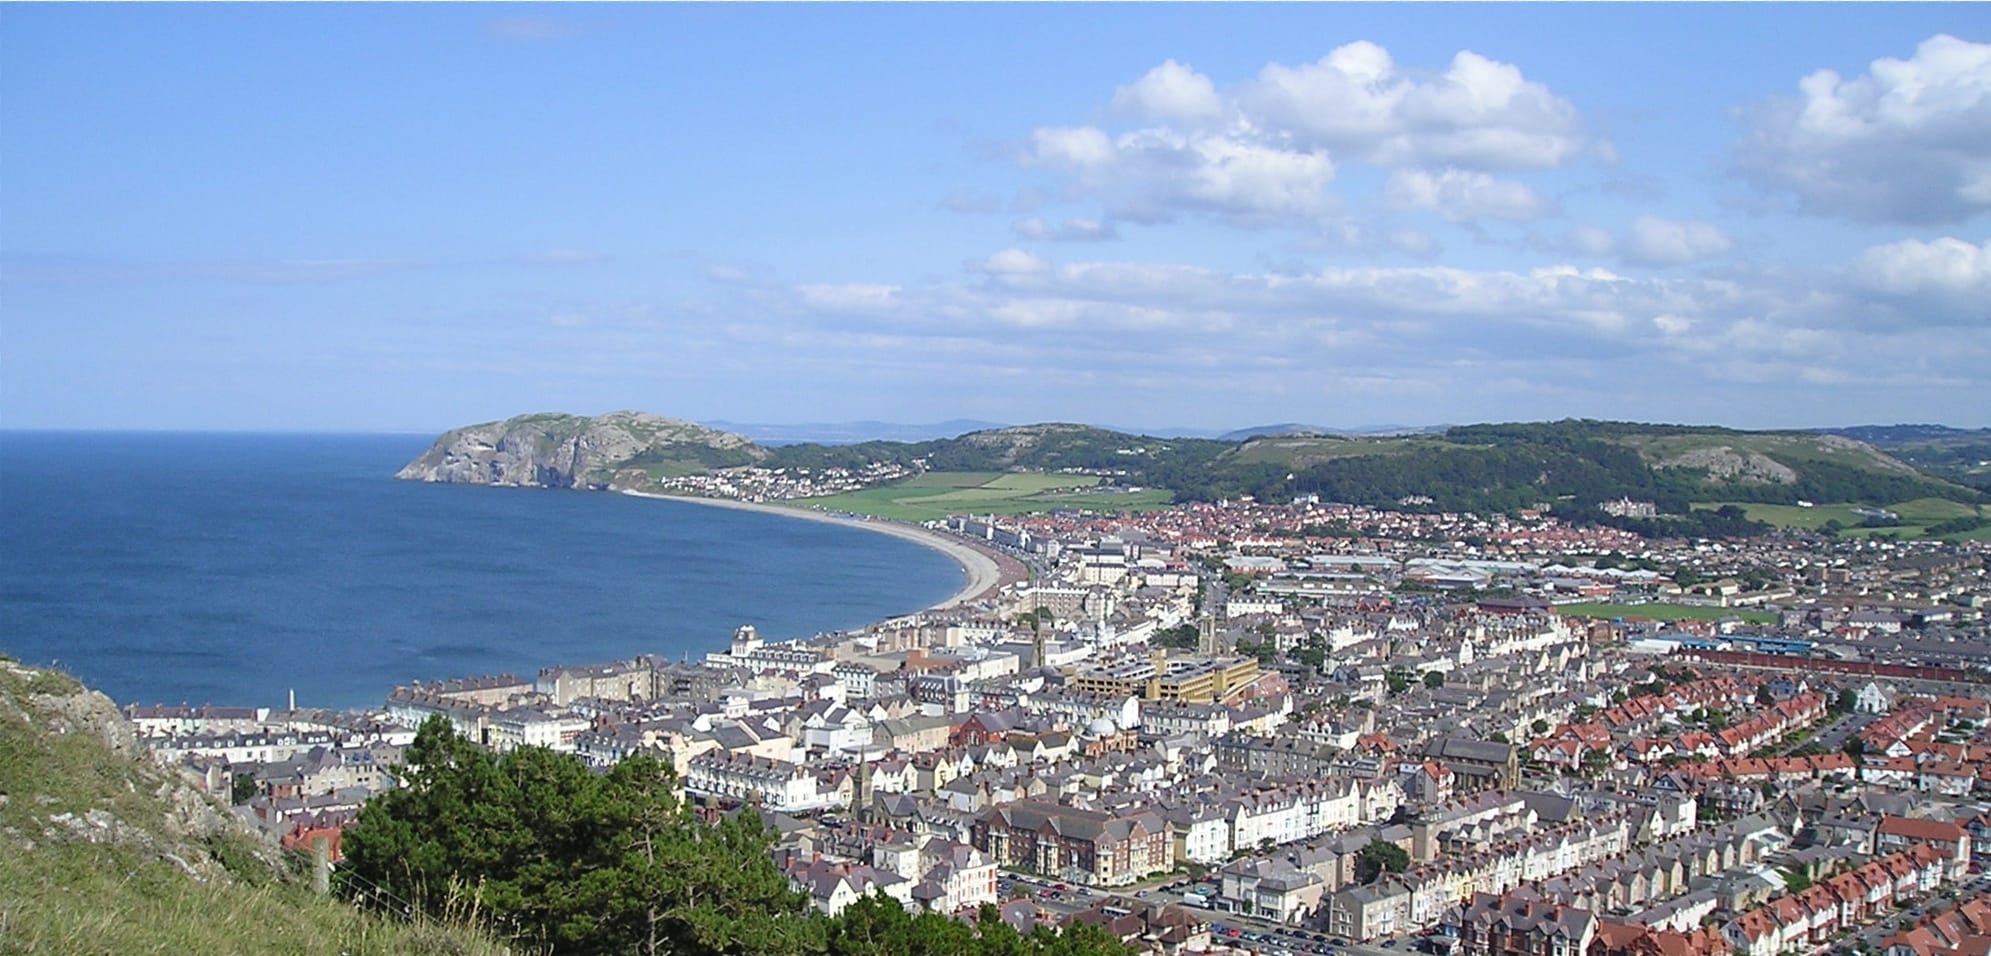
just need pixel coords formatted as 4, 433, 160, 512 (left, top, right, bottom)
3, 4, 1987, 433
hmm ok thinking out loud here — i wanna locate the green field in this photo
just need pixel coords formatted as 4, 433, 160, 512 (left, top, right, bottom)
798, 471, 1174, 522
1694, 497, 1988, 540
1557, 602, 1778, 625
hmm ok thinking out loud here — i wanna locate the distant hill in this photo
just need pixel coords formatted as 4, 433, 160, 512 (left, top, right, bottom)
1817, 425, 1991, 492
703, 418, 1007, 445
1218, 423, 1335, 441
399, 414, 1986, 523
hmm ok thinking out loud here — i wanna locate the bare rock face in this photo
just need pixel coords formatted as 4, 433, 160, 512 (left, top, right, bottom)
395, 410, 767, 489
1659, 446, 1800, 485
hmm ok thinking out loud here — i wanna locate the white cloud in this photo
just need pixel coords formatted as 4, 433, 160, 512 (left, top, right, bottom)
1243, 44, 1586, 169
1736, 34, 1991, 224
1856, 237, 1991, 296
1853, 237, 1991, 326
797, 283, 900, 312
1112, 59, 1224, 125
1384, 168, 1549, 223
1028, 126, 1116, 169
1623, 217, 1733, 267
1017, 41, 1584, 230
1027, 124, 1338, 225
730, 243, 1989, 424
1012, 217, 1119, 242
1171, 134, 1337, 219
976, 249, 1051, 277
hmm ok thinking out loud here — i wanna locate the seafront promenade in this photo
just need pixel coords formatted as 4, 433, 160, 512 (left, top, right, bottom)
619, 490, 1027, 609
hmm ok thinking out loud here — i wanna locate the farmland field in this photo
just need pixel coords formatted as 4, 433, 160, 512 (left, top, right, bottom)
1693, 498, 1986, 540
798, 471, 1174, 522
1557, 602, 1778, 625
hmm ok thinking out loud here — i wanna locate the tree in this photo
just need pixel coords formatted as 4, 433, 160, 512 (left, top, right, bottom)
342, 716, 815, 956
1386, 670, 1412, 696
343, 717, 1129, 956
231, 772, 259, 804
1422, 671, 1444, 690
1356, 840, 1410, 884
1530, 719, 1551, 737
1832, 688, 1857, 714
1756, 683, 1777, 707
1155, 624, 1200, 650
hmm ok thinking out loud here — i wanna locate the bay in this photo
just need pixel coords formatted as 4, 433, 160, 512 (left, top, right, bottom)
0, 432, 964, 710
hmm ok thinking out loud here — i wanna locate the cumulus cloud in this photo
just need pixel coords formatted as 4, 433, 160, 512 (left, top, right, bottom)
1384, 168, 1550, 223
1622, 217, 1733, 267
1018, 41, 1584, 229
1857, 237, 1991, 294
1027, 124, 1338, 225
1112, 59, 1225, 125
1736, 34, 1991, 224
1241, 43, 1586, 169
1853, 237, 1991, 324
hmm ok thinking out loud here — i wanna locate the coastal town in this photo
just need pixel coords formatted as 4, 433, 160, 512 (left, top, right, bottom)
128, 492, 1991, 956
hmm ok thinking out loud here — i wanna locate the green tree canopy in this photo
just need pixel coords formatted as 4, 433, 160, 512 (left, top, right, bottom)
343, 717, 1132, 956
342, 716, 815, 956
1356, 839, 1410, 884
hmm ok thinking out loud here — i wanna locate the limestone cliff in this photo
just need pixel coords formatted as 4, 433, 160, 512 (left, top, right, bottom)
395, 411, 767, 489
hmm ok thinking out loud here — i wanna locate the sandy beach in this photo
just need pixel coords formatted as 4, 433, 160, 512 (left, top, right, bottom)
618, 490, 1016, 610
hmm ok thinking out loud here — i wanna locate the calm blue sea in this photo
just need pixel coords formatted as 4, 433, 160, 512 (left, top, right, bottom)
0, 432, 963, 711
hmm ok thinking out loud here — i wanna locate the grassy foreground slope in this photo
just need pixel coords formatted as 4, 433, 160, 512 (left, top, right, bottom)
0, 655, 504, 956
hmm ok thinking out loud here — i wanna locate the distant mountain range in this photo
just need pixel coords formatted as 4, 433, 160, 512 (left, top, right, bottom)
397, 413, 1989, 526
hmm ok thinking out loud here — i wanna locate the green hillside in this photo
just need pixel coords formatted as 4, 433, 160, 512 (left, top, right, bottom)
0, 656, 505, 955
408, 413, 1987, 530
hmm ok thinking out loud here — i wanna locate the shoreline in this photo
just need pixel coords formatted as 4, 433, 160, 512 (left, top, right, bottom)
617, 490, 1013, 611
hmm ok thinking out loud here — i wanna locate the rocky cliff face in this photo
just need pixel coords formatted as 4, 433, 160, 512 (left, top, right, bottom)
395, 411, 767, 489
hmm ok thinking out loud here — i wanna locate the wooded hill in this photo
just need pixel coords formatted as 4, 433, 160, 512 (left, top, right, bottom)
763, 419, 1985, 517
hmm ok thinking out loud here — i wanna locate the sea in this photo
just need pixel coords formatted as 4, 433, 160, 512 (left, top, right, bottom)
0, 432, 964, 711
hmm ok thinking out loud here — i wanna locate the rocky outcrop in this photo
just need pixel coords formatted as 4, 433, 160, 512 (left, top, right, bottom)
0, 658, 283, 882
1657, 446, 1800, 485
395, 411, 767, 489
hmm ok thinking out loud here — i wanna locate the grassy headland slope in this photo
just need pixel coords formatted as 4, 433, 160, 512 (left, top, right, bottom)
0, 655, 503, 955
